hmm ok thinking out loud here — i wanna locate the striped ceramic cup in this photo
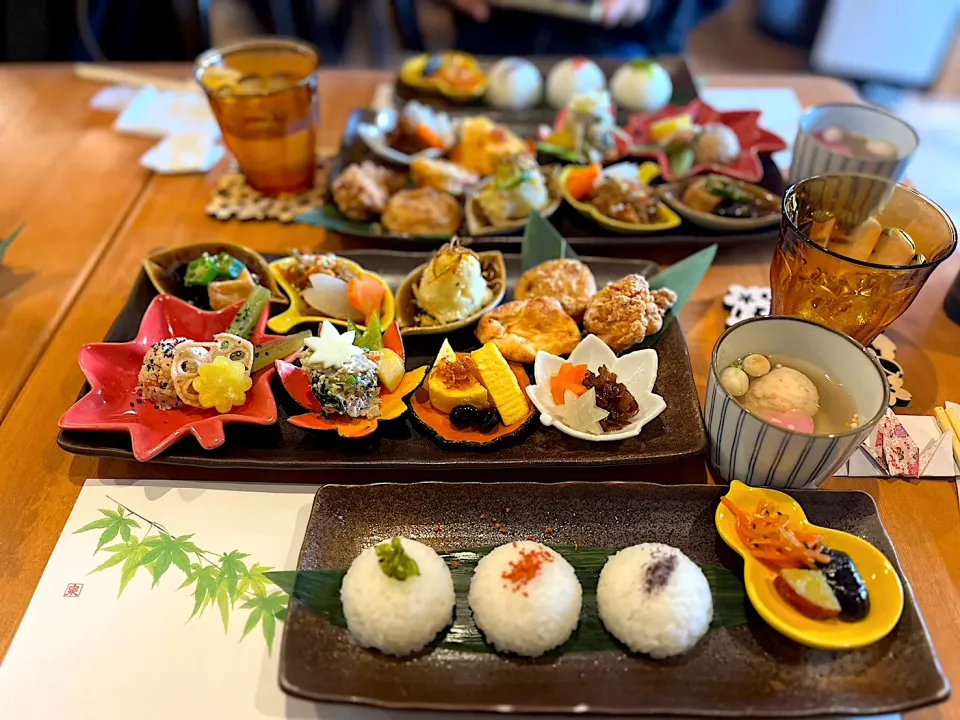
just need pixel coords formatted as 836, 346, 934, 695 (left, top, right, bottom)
706, 317, 889, 489
789, 104, 918, 184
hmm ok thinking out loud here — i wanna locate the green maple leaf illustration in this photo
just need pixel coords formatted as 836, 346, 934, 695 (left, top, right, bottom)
185, 564, 220, 620
140, 533, 201, 588
89, 536, 151, 596
216, 550, 250, 605
240, 590, 288, 654
236, 562, 275, 600
74, 507, 140, 553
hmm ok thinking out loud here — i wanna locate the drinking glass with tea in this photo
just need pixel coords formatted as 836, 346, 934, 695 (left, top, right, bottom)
771, 173, 957, 345
195, 38, 319, 195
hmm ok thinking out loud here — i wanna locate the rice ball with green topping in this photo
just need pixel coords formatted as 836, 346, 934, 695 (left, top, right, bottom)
468, 541, 582, 657
340, 537, 455, 656
597, 543, 712, 658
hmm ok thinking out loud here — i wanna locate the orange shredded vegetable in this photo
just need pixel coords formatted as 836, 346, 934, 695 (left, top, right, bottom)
721, 497, 830, 569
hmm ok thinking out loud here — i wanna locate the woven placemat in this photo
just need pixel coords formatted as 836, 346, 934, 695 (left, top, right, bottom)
206, 152, 334, 223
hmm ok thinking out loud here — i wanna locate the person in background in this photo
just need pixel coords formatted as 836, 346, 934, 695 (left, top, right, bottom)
448, 0, 730, 57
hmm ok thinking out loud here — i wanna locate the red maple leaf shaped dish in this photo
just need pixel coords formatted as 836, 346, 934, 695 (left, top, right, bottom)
59, 295, 279, 462
626, 99, 788, 182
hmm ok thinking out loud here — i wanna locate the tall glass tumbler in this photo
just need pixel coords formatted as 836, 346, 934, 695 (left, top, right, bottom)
771, 173, 957, 345
195, 38, 319, 195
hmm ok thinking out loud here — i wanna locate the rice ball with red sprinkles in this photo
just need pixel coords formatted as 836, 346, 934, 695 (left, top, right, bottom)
597, 543, 712, 658
468, 541, 582, 657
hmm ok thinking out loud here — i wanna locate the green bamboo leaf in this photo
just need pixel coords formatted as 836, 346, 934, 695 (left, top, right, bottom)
262, 611, 276, 653
73, 518, 113, 534
638, 244, 717, 349
521, 212, 581, 272
241, 607, 263, 641
216, 582, 230, 632
269, 547, 747, 655
0, 223, 24, 263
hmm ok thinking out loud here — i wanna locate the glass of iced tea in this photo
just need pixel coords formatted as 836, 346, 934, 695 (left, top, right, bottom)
195, 37, 319, 195
771, 173, 957, 345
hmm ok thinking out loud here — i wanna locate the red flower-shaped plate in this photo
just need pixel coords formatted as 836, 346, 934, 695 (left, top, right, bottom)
277, 360, 427, 438
59, 295, 279, 462
626, 99, 788, 182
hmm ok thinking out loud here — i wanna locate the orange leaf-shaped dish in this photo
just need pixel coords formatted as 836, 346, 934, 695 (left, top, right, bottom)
279, 361, 426, 439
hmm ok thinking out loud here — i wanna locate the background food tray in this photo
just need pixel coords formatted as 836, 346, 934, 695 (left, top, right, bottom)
279, 481, 949, 715
58, 251, 707, 472
317, 109, 786, 248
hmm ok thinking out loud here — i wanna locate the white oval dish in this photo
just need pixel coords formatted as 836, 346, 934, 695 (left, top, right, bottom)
525, 334, 666, 442
357, 109, 453, 166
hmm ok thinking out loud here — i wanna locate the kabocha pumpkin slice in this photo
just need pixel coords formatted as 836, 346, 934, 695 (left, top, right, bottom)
410, 340, 536, 449
471, 342, 529, 426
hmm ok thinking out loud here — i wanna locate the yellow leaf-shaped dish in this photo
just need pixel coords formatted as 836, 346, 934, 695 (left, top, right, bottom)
716, 481, 904, 650
560, 163, 682, 234
267, 256, 396, 335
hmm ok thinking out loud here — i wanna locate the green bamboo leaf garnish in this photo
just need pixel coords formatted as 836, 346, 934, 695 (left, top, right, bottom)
375, 538, 421, 580
0, 223, 23, 263
267, 544, 748, 655
639, 244, 717, 349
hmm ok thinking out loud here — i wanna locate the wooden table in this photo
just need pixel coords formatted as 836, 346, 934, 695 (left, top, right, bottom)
0, 66, 957, 719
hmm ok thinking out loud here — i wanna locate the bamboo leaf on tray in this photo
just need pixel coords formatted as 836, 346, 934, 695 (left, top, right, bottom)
638, 243, 717, 349
521, 213, 581, 272
267, 545, 747, 655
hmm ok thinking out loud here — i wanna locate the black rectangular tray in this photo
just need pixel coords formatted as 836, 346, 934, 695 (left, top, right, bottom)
279, 482, 948, 715
395, 54, 700, 125
323, 109, 785, 249
57, 251, 707, 471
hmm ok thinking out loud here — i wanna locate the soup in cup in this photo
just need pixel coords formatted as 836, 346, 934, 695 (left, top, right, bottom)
706, 316, 889, 489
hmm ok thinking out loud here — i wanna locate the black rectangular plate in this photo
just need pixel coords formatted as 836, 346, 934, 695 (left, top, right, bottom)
279, 482, 949, 716
395, 54, 699, 124
325, 109, 785, 249
57, 251, 707, 471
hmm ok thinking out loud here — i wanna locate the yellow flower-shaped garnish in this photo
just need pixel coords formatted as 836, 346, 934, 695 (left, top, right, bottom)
192, 356, 253, 413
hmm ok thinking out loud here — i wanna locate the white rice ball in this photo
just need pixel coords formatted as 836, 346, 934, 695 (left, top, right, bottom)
597, 543, 712, 659
469, 541, 582, 657
546, 58, 606, 109
486, 57, 543, 110
340, 537, 455, 656
610, 60, 673, 112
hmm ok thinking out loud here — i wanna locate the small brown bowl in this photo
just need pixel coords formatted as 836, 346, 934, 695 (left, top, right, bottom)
395, 250, 506, 336
143, 242, 287, 309
658, 174, 781, 232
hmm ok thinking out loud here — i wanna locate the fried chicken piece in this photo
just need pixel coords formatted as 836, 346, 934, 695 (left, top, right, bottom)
331, 161, 404, 222
381, 188, 463, 236
583, 274, 677, 353
410, 157, 479, 197
475, 297, 581, 364
515, 259, 597, 322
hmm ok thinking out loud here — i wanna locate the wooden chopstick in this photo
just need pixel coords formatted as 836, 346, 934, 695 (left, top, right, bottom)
74, 63, 194, 93
933, 407, 960, 470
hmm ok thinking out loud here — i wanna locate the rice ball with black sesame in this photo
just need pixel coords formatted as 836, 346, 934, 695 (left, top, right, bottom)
597, 543, 712, 658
